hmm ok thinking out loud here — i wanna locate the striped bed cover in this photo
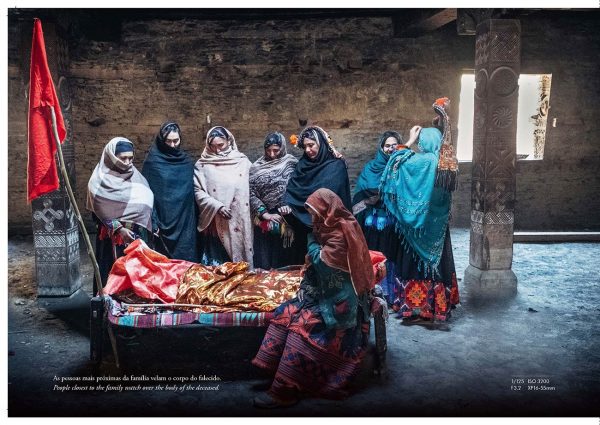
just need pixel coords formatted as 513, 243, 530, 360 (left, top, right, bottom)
104, 296, 274, 328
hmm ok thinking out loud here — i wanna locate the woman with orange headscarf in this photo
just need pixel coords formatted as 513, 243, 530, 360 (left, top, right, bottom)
251, 188, 374, 408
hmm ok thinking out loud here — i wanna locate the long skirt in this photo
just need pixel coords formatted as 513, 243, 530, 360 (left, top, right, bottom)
252, 300, 369, 401
252, 211, 307, 269
154, 220, 200, 263
199, 222, 231, 266
358, 208, 459, 321
358, 219, 401, 303
390, 229, 459, 321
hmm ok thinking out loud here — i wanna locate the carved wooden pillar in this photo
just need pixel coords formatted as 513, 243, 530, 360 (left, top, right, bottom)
464, 19, 520, 297
30, 22, 81, 297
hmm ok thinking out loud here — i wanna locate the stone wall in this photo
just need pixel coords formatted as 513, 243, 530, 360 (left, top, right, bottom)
8, 10, 600, 233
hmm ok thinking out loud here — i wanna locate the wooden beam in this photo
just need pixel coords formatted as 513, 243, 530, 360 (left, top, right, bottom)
394, 9, 458, 38
457, 9, 497, 35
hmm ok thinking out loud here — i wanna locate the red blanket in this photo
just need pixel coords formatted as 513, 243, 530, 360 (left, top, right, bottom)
103, 239, 195, 303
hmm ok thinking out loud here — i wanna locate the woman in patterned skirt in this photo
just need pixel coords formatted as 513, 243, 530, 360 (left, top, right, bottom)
379, 114, 460, 322
252, 188, 374, 408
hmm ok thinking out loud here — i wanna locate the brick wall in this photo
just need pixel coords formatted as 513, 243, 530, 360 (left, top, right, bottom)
8, 11, 600, 233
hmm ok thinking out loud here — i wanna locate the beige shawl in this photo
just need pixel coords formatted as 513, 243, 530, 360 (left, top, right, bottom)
87, 137, 154, 231
193, 127, 254, 267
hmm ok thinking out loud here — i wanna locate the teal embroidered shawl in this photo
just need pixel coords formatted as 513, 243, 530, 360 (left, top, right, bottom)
379, 128, 451, 276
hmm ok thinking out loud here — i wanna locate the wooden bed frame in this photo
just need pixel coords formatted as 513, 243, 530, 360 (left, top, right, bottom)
90, 295, 388, 378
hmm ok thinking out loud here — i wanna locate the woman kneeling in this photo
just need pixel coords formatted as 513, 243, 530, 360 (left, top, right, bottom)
252, 188, 374, 408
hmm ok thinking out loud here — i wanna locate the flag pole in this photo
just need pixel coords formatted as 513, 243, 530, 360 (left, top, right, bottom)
49, 106, 104, 296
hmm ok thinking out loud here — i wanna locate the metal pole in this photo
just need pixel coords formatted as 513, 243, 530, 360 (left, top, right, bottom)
49, 106, 104, 296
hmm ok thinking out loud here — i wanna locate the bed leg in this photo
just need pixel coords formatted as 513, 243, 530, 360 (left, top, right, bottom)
90, 296, 105, 369
373, 307, 387, 379
106, 324, 121, 370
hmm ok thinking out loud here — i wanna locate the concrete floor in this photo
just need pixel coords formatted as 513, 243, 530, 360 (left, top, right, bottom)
7, 228, 600, 417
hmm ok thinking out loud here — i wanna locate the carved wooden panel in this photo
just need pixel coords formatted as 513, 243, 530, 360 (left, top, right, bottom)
471, 178, 484, 211
490, 23, 520, 63
475, 26, 490, 66
483, 179, 515, 212
489, 66, 519, 97
485, 144, 515, 180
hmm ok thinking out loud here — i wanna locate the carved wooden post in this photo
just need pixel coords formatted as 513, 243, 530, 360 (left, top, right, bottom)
30, 22, 81, 297
464, 19, 520, 297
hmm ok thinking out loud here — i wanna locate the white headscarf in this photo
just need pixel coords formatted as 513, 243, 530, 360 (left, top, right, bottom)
87, 137, 154, 231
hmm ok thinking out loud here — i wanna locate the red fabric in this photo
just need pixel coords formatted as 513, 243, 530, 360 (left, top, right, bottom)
27, 18, 66, 202
104, 239, 196, 303
369, 250, 387, 285
305, 188, 375, 296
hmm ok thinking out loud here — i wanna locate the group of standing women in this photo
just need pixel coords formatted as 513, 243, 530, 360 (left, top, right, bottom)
86, 99, 460, 407
87, 122, 354, 282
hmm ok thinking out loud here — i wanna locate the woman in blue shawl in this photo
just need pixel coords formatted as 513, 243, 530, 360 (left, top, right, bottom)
379, 126, 459, 322
142, 121, 199, 262
352, 130, 405, 302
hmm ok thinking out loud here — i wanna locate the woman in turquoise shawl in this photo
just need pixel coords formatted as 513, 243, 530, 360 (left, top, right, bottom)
379, 127, 459, 322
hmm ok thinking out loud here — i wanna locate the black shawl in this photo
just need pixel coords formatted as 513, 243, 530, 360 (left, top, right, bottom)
283, 126, 351, 227
141, 122, 199, 262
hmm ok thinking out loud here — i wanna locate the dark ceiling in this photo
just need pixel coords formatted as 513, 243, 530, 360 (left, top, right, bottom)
7, 8, 593, 42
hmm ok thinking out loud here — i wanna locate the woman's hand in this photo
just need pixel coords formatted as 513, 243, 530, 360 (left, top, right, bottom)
262, 213, 283, 223
278, 205, 292, 215
282, 226, 295, 248
218, 206, 233, 219
118, 227, 136, 244
406, 125, 422, 147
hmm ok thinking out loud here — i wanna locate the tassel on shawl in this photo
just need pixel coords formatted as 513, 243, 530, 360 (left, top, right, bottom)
433, 99, 459, 192
387, 212, 442, 279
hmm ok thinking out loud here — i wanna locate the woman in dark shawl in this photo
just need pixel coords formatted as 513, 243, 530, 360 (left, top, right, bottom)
249, 132, 301, 269
252, 188, 374, 408
280, 126, 351, 257
142, 121, 199, 262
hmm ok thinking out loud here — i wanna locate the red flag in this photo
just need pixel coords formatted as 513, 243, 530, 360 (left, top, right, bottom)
27, 18, 67, 202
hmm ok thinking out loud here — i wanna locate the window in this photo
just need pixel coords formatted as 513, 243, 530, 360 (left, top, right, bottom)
457, 73, 552, 161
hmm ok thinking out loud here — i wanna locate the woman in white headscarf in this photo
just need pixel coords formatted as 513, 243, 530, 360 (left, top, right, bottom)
193, 126, 254, 267
87, 137, 154, 294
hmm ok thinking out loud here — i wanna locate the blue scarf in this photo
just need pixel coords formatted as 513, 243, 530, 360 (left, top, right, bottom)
380, 128, 451, 276
352, 131, 401, 230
